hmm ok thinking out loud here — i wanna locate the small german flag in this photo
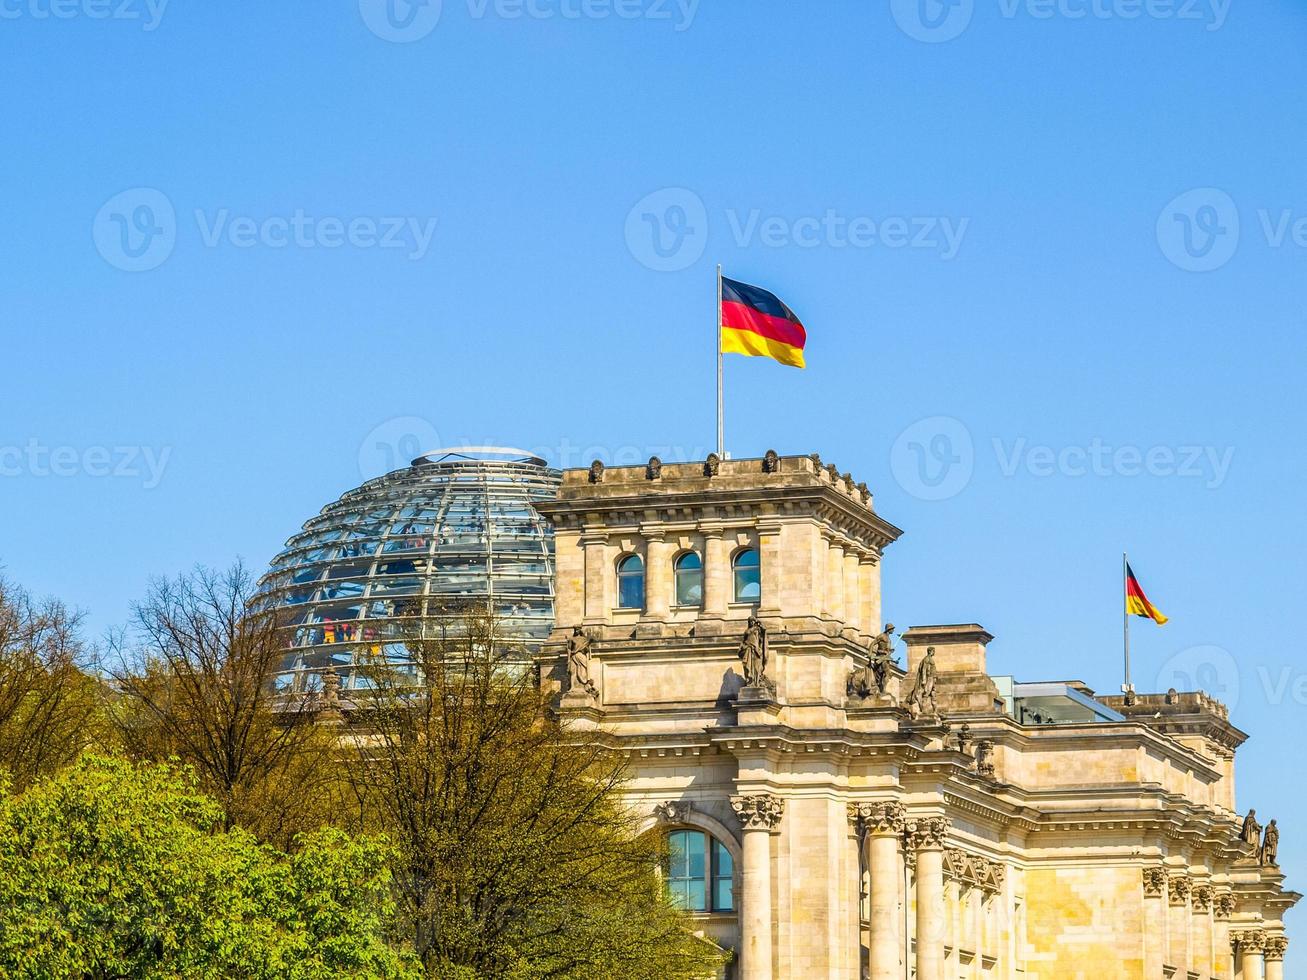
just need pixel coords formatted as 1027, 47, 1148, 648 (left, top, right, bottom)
1125, 563, 1168, 625
720, 277, 807, 368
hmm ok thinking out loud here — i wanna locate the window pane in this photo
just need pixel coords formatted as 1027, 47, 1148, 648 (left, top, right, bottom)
733, 549, 761, 602
713, 840, 735, 911
675, 552, 703, 606
685, 879, 706, 912
617, 554, 644, 609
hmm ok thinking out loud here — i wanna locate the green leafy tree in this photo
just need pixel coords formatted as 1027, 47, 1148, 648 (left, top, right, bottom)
346, 608, 726, 980
0, 754, 418, 980
0, 574, 110, 791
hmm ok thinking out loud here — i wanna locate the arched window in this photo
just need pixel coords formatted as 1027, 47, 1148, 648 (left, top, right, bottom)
674, 552, 703, 607
732, 548, 760, 603
617, 554, 645, 609
666, 829, 734, 913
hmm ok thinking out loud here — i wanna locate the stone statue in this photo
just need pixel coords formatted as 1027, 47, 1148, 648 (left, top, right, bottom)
906, 647, 939, 718
738, 616, 769, 688
1240, 809, 1262, 849
954, 723, 973, 756
975, 739, 995, 777
870, 623, 897, 695
704, 453, 721, 477
646, 455, 662, 480
566, 626, 598, 698
762, 449, 780, 473
588, 459, 604, 483
1260, 819, 1279, 867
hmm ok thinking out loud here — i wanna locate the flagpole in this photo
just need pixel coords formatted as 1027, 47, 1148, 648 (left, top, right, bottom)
716, 264, 724, 458
1123, 551, 1132, 694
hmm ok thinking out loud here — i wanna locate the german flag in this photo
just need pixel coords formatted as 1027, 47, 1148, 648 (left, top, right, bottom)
1125, 563, 1168, 625
721, 277, 807, 368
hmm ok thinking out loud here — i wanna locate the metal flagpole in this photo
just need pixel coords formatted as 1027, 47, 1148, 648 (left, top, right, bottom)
716, 264, 724, 458
1123, 551, 1132, 694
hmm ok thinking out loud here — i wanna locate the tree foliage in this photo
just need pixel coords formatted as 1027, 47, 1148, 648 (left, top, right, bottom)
112, 563, 344, 847
0, 575, 109, 791
346, 610, 725, 980
0, 754, 418, 980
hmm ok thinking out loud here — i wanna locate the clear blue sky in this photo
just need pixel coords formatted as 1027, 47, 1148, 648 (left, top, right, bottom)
2, 0, 1304, 956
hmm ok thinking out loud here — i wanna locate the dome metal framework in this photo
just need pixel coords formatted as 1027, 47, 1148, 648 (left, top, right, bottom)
259, 448, 560, 692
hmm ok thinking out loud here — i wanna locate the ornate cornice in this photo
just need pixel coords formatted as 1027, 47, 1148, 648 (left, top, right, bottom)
731, 794, 784, 830
905, 816, 950, 851
848, 801, 907, 837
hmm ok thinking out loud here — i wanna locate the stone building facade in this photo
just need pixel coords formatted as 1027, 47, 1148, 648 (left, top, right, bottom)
534, 452, 1298, 980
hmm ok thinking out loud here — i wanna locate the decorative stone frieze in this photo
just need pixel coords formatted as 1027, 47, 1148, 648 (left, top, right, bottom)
904, 816, 950, 851
1265, 935, 1288, 962
1232, 929, 1267, 953
1168, 874, 1192, 906
1192, 884, 1213, 912
731, 794, 784, 830
942, 847, 1007, 895
653, 800, 693, 824
1214, 891, 1235, 919
1142, 867, 1168, 897
848, 800, 907, 837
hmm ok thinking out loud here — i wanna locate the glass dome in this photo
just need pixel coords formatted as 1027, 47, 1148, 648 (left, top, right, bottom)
259, 448, 561, 692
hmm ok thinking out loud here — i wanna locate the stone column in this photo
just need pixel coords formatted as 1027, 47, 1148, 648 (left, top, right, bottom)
858, 557, 878, 638
1142, 868, 1168, 978
850, 802, 906, 980
643, 530, 673, 620
968, 878, 984, 975
825, 537, 846, 623
1192, 884, 1214, 979
1264, 936, 1287, 980
843, 548, 863, 633
1234, 930, 1266, 980
581, 532, 607, 622
1168, 874, 1191, 977
732, 794, 784, 980
1214, 892, 1235, 979
908, 817, 949, 980
702, 525, 728, 618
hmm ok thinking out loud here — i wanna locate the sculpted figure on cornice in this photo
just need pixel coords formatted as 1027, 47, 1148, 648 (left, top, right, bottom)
1192, 884, 1213, 912
565, 626, 598, 699
975, 739, 996, 778
588, 459, 604, 483
1240, 808, 1262, 848
731, 794, 784, 830
906, 647, 939, 719
1260, 818, 1279, 867
737, 616, 771, 690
